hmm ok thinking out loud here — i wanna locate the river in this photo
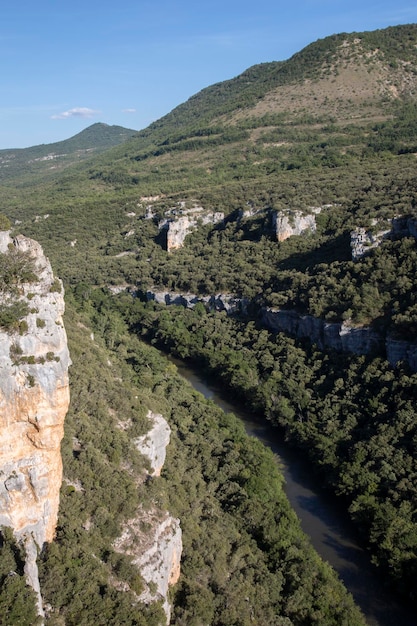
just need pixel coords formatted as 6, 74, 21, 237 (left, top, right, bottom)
171, 357, 416, 626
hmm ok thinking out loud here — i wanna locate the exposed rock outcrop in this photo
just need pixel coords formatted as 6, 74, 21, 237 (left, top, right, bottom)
166, 216, 196, 251
261, 307, 384, 355
135, 412, 171, 477
261, 307, 417, 369
136, 513, 181, 622
156, 204, 224, 251
0, 231, 70, 615
116, 411, 182, 624
350, 215, 417, 260
144, 287, 417, 370
114, 509, 182, 624
145, 289, 248, 315
386, 336, 417, 371
350, 225, 391, 260
272, 208, 319, 242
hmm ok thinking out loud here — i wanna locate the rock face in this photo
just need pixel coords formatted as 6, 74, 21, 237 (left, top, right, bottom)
136, 513, 181, 622
350, 226, 391, 260
116, 411, 182, 624
0, 231, 70, 614
135, 412, 171, 477
114, 510, 182, 625
157, 204, 224, 251
261, 307, 417, 369
386, 337, 417, 371
145, 289, 248, 315
272, 209, 318, 242
261, 308, 384, 355
144, 286, 417, 371
166, 216, 195, 251
350, 216, 417, 260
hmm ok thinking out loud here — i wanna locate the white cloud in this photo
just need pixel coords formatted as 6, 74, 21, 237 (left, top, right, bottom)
122, 108, 136, 113
51, 107, 101, 120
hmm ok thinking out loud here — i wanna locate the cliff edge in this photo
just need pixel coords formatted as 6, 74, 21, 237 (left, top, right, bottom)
0, 231, 70, 614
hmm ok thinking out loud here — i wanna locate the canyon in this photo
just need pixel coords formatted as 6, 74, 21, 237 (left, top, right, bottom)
0, 234, 183, 623
144, 288, 417, 370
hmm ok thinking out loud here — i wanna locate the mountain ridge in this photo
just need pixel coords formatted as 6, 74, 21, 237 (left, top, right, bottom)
126, 23, 417, 144
1, 21, 417, 624
0, 122, 137, 184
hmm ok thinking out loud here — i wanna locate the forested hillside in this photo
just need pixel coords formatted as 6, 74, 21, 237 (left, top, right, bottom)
1, 22, 417, 624
0, 123, 137, 184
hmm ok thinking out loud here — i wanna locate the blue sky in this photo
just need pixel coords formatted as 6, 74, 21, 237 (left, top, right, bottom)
2, 0, 417, 149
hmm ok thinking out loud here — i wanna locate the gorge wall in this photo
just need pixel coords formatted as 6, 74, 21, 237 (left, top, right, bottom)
0, 231, 70, 615
144, 288, 417, 371
260, 307, 417, 369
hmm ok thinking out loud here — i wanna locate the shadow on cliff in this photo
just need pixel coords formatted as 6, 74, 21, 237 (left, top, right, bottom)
276, 232, 352, 273
154, 228, 168, 251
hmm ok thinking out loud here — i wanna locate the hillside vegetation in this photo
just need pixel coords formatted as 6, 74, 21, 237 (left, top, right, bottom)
1, 22, 417, 623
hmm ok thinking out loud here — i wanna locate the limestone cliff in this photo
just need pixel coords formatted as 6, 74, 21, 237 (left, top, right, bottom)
260, 307, 384, 356
156, 203, 224, 251
135, 412, 171, 476
145, 288, 249, 315
143, 287, 417, 371
0, 231, 70, 614
272, 208, 319, 242
114, 509, 182, 625
115, 411, 182, 624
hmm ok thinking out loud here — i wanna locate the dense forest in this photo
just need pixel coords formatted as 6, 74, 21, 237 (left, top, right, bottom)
1, 22, 417, 625
35, 295, 367, 625
113, 293, 417, 601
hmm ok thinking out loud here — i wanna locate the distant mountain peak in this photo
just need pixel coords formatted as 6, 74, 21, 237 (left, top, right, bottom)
0, 122, 138, 183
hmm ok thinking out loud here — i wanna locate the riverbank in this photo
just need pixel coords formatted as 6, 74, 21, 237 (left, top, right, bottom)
171, 356, 416, 626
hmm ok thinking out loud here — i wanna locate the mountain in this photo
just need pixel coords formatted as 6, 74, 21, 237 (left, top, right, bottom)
4, 24, 416, 334
131, 23, 417, 138
0, 122, 137, 184
1, 23, 417, 624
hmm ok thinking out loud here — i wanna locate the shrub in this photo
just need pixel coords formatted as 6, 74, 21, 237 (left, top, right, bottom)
50, 279, 62, 293
0, 214, 11, 231
18, 320, 28, 335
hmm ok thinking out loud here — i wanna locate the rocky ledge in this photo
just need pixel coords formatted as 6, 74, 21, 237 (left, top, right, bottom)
145, 289, 249, 315
144, 287, 417, 371
272, 208, 320, 242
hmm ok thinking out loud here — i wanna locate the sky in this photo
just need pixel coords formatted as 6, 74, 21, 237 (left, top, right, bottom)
2, 0, 417, 149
